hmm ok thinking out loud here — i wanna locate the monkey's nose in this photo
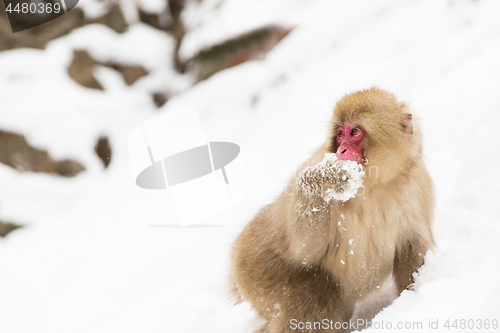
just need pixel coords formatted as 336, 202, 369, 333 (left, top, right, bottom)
336, 146, 363, 163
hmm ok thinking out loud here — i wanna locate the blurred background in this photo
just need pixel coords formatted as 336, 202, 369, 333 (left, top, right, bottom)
0, 0, 499, 332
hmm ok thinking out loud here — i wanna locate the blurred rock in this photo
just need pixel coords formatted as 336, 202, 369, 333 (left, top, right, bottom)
1, 130, 53, 173
92, 3, 128, 34
106, 62, 149, 85
190, 25, 292, 82
138, 8, 171, 32
152, 92, 169, 108
138, 0, 187, 73
0, 220, 22, 238
169, 0, 187, 73
68, 50, 149, 89
68, 50, 104, 90
94, 136, 112, 168
0, 129, 85, 177
53, 159, 86, 177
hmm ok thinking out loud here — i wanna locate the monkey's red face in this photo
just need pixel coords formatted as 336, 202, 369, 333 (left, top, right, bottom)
336, 124, 365, 164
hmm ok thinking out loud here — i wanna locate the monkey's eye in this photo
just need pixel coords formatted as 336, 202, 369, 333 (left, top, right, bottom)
337, 130, 344, 138
351, 128, 361, 136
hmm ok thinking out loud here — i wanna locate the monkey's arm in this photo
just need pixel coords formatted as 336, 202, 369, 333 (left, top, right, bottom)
393, 164, 435, 295
279, 157, 354, 266
392, 240, 427, 295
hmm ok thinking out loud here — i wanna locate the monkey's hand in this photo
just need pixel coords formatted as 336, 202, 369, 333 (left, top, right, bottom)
298, 153, 364, 202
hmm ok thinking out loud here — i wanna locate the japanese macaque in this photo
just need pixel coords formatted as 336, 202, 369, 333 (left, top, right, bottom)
229, 88, 435, 333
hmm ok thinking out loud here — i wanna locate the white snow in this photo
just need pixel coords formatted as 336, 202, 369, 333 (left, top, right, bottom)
0, 0, 500, 332
322, 154, 364, 203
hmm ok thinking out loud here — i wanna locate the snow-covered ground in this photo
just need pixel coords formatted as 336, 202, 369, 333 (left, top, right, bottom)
0, 0, 499, 332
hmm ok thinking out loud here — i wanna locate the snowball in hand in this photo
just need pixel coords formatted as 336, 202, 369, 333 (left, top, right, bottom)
299, 153, 365, 202
323, 154, 364, 202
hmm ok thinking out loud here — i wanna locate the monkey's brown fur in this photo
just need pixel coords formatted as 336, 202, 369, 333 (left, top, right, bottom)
229, 88, 435, 333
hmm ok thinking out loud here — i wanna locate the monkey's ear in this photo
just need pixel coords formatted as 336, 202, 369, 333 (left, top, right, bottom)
401, 113, 413, 134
